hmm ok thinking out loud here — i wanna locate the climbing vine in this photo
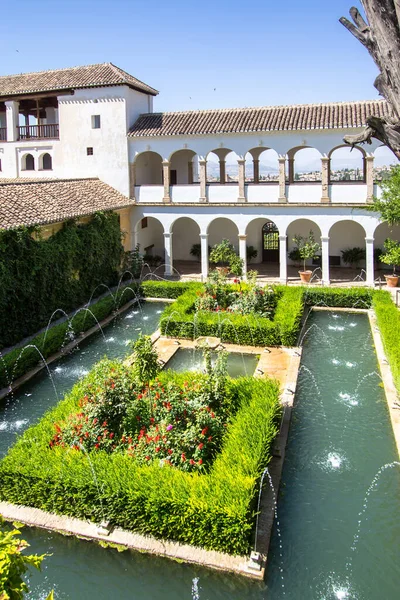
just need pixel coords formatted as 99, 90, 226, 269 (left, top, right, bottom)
0, 212, 124, 349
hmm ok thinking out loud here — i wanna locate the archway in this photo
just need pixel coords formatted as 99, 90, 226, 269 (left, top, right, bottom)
206, 149, 240, 183
41, 153, 52, 170
23, 153, 35, 171
288, 147, 322, 182
169, 149, 197, 184
246, 148, 279, 182
245, 217, 280, 266
374, 222, 400, 275
171, 217, 201, 264
286, 219, 322, 268
207, 217, 239, 250
134, 151, 163, 185
134, 216, 165, 265
329, 146, 365, 182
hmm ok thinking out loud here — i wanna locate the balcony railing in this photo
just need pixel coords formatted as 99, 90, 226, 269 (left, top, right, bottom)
17, 124, 59, 140
0, 127, 6, 142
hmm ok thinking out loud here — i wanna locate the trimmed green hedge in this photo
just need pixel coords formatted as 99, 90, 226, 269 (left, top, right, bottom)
0, 212, 124, 349
304, 287, 374, 308
0, 370, 281, 555
160, 285, 305, 346
0, 284, 141, 391
373, 290, 400, 393
140, 281, 202, 299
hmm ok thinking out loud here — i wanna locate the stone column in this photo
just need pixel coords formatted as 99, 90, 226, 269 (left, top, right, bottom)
5, 100, 19, 142
199, 159, 207, 203
164, 232, 173, 277
238, 159, 246, 202
288, 157, 295, 183
365, 155, 374, 203
162, 160, 171, 203
278, 156, 287, 203
239, 234, 247, 278
200, 233, 209, 281
219, 159, 226, 184
129, 162, 136, 200
279, 235, 287, 283
321, 156, 330, 203
321, 236, 330, 286
188, 161, 194, 184
253, 158, 260, 184
365, 237, 375, 286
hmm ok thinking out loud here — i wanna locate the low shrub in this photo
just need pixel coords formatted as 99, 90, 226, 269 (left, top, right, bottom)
140, 281, 202, 299
160, 285, 304, 346
372, 290, 400, 392
0, 368, 281, 555
304, 287, 373, 308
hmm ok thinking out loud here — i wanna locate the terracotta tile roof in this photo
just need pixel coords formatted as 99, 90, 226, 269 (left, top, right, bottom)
128, 99, 390, 137
0, 178, 133, 230
0, 63, 158, 98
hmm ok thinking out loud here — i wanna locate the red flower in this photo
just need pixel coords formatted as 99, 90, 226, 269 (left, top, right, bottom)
198, 443, 204, 450
97, 436, 102, 441
198, 459, 203, 465
190, 459, 195, 465
201, 427, 208, 436
95, 443, 100, 449
93, 418, 98, 424
208, 436, 213, 441
109, 432, 114, 439
181, 453, 186, 462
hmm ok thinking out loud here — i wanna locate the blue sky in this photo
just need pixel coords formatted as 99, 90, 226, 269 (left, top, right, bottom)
0, 0, 379, 112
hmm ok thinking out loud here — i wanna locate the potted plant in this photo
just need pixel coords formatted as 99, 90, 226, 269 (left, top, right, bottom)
292, 231, 321, 283
381, 238, 400, 287
340, 247, 366, 268
190, 243, 211, 261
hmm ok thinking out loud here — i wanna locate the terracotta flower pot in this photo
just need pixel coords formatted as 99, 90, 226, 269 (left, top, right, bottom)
299, 270, 312, 283
385, 274, 399, 288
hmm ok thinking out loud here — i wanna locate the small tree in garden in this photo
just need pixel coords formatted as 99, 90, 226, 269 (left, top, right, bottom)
209, 239, 243, 275
0, 516, 52, 600
380, 238, 400, 274
129, 334, 160, 384
367, 165, 400, 225
292, 231, 321, 272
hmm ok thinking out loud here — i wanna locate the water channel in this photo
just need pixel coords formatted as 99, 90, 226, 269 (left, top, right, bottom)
0, 308, 399, 599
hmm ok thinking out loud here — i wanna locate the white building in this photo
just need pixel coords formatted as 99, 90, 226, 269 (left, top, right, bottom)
0, 62, 399, 285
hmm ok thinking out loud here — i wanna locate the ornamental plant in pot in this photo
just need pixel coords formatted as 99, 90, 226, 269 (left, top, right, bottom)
292, 231, 321, 283
381, 238, 400, 287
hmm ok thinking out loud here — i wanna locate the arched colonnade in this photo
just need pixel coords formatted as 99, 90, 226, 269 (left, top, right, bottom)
132, 211, 391, 286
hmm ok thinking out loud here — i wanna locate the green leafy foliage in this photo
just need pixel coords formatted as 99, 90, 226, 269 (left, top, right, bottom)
0, 212, 124, 349
367, 164, 400, 226
161, 285, 304, 346
129, 335, 160, 384
380, 238, 400, 274
292, 230, 321, 272
0, 516, 50, 600
373, 290, 400, 393
0, 367, 281, 555
209, 239, 244, 276
0, 283, 141, 390
340, 247, 366, 267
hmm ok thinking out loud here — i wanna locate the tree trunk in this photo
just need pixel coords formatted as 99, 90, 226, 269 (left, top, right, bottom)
340, 1, 400, 159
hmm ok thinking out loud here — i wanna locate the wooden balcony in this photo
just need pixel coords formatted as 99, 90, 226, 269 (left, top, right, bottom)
0, 127, 6, 142
17, 124, 59, 140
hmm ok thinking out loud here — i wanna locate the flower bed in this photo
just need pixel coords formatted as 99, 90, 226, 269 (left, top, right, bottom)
0, 352, 281, 555
161, 284, 305, 346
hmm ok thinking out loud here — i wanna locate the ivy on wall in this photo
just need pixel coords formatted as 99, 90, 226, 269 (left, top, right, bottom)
0, 212, 124, 349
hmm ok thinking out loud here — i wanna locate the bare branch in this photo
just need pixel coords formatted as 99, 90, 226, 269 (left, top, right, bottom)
349, 7, 370, 32
339, 16, 369, 45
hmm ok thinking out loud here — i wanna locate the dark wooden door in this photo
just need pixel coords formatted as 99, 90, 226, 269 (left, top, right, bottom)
262, 222, 279, 262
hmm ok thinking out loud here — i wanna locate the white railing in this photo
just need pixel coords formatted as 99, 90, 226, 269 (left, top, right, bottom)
287, 184, 322, 203
208, 184, 239, 203
135, 185, 164, 203
246, 184, 280, 203
330, 184, 367, 204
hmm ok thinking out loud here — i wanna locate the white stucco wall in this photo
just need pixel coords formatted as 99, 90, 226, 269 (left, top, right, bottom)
135, 216, 165, 258
328, 220, 366, 257
135, 152, 162, 185
207, 218, 239, 251
172, 217, 201, 260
